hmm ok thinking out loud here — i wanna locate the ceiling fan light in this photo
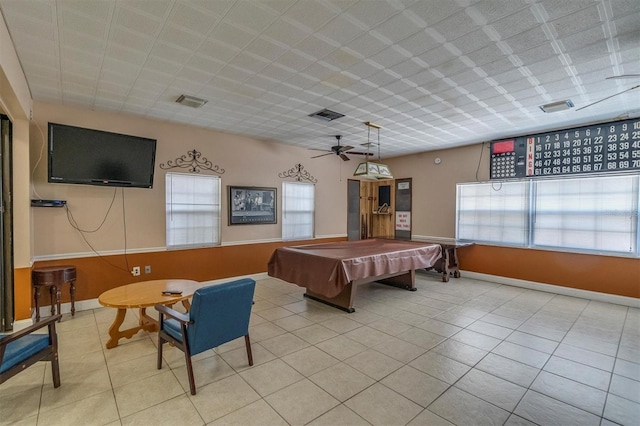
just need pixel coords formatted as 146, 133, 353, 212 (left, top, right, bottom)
539, 100, 574, 113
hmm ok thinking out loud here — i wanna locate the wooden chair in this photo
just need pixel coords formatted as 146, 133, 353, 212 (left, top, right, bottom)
155, 278, 255, 395
1, 314, 62, 387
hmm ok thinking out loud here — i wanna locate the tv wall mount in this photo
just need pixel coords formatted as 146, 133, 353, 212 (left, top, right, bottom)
160, 149, 225, 174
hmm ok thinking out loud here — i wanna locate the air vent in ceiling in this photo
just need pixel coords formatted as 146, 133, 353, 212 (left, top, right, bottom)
539, 100, 573, 113
176, 94, 207, 108
308, 108, 345, 121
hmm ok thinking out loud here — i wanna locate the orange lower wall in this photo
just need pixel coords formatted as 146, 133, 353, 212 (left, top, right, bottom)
19, 238, 639, 319
459, 245, 640, 298
20, 237, 345, 320
14, 267, 32, 320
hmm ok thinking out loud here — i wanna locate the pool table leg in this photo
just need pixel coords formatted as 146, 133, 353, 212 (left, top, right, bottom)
305, 281, 357, 313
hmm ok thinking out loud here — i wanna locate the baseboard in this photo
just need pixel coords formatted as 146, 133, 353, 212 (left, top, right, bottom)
462, 270, 640, 308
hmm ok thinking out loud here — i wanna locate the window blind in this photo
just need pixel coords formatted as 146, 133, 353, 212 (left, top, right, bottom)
456, 181, 529, 245
282, 181, 315, 241
533, 175, 638, 253
166, 173, 220, 249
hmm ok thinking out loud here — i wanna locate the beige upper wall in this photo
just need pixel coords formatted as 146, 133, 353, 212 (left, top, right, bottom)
31, 101, 350, 257
1, 9, 32, 268
386, 143, 490, 238
0, 9, 30, 120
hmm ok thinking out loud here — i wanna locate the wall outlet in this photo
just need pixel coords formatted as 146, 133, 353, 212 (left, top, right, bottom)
144, 265, 151, 274
132, 266, 140, 276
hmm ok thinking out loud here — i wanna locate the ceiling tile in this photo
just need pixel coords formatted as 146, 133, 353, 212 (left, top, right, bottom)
225, 2, 279, 33
432, 11, 481, 42
449, 29, 493, 55
344, 0, 402, 29
263, 18, 311, 46
168, 3, 219, 35
158, 24, 205, 50
371, 13, 422, 44
550, 5, 602, 38
471, 0, 530, 24
492, 8, 539, 40
208, 22, 255, 49
115, 5, 162, 34
405, 1, 462, 26
317, 14, 366, 45
281, 0, 338, 31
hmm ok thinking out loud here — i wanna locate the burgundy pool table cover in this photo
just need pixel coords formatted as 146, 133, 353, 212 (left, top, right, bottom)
267, 239, 442, 298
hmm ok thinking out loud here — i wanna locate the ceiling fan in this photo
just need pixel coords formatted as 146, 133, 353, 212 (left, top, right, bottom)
576, 74, 640, 111
310, 135, 372, 161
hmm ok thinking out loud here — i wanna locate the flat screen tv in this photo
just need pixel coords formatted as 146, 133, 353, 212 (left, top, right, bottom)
48, 123, 157, 188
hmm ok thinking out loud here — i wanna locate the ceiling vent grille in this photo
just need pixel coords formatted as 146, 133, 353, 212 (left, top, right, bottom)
176, 94, 207, 108
308, 108, 345, 121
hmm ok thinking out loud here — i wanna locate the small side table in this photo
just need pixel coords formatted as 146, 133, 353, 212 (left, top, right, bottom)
32, 265, 77, 322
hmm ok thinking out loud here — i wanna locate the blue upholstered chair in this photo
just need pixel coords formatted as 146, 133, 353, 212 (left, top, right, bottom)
155, 278, 256, 395
0, 314, 62, 387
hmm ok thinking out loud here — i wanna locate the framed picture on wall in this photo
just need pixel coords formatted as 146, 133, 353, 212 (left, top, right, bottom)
228, 186, 277, 225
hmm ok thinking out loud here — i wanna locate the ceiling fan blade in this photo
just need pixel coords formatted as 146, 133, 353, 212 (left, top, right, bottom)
309, 148, 331, 152
311, 152, 333, 158
346, 151, 373, 156
339, 153, 350, 161
576, 84, 640, 111
337, 145, 354, 152
605, 74, 640, 80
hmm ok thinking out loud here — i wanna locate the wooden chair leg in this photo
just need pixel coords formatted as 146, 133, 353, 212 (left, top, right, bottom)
245, 334, 253, 366
50, 320, 61, 387
157, 335, 164, 370
185, 354, 196, 395
51, 353, 61, 388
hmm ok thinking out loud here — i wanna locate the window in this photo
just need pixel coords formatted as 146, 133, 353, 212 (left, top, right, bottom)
166, 173, 221, 249
456, 174, 640, 256
533, 175, 637, 253
282, 182, 314, 240
456, 181, 529, 246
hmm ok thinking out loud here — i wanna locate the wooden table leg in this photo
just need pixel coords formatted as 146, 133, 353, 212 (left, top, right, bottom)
441, 248, 450, 282
106, 309, 128, 349
105, 307, 161, 349
34, 286, 41, 322
181, 299, 191, 311
69, 279, 76, 316
49, 285, 61, 317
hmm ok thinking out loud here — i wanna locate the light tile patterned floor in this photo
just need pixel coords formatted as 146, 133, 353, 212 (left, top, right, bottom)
1, 273, 639, 425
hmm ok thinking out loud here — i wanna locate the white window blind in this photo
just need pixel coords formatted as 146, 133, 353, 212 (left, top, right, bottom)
282, 182, 314, 241
456, 181, 529, 245
166, 173, 220, 249
533, 175, 638, 253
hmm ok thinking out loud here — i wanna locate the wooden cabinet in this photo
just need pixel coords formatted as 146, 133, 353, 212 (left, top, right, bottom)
348, 180, 395, 240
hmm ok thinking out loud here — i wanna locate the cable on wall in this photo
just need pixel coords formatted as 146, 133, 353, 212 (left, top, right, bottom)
475, 141, 487, 182
64, 187, 131, 273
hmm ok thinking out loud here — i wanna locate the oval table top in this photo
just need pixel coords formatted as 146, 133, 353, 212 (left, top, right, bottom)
98, 279, 202, 309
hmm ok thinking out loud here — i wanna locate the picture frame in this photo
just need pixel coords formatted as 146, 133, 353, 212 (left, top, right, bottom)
228, 186, 277, 225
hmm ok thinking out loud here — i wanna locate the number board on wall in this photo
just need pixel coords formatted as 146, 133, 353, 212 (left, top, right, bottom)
490, 117, 640, 179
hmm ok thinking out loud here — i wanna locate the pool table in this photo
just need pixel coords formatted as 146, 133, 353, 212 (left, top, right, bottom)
267, 239, 442, 312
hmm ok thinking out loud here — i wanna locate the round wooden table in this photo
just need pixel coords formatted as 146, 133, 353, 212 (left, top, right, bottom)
98, 279, 201, 349
32, 265, 77, 322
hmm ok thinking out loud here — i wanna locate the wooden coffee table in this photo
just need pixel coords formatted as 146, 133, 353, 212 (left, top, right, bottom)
98, 279, 201, 349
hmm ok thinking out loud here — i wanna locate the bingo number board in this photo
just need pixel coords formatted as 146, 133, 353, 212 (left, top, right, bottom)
490, 117, 640, 179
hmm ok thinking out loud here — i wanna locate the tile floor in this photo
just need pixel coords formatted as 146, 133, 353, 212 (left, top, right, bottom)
1, 273, 639, 425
